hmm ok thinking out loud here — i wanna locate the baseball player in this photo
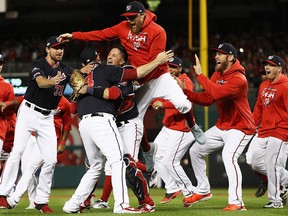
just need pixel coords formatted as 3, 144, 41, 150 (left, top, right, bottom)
0, 53, 16, 175
251, 55, 288, 208
245, 70, 269, 198
1, 95, 71, 210
182, 43, 256, 211
62, 48, 173, 214
0, 36, 72, 213
57, 2, 206, 159
151, 57, 196, 204
83, 46, 154, 212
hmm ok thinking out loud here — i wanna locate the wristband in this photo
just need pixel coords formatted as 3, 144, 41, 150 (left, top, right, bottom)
93, 87, 105, 99
59, 140, 66, 145
5, 101, 11, 107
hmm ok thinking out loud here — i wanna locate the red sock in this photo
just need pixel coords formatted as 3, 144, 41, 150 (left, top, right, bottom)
100, 175, 112, 202
136, 160, 147, 172
141, 128, 150, 152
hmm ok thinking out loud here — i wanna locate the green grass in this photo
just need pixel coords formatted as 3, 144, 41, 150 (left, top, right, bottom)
0, 188, 287, 215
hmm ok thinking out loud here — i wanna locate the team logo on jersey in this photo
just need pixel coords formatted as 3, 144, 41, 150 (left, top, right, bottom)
127, 31, 148, 50
216, 79, 227, 85
48, 71, 67, 82
261, 87, 277, 107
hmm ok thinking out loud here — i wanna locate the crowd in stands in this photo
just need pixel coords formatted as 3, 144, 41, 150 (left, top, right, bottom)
1, 30, 287, 89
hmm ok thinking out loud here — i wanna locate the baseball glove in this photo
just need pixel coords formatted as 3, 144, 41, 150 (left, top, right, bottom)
69, 69, 87, 100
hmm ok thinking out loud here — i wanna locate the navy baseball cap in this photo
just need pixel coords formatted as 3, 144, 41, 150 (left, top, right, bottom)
121, 1, 145, 17
46, 36, 66, 48
80, 48, 98, 65
0, 53, 5, 64
168, 57, 182, 67
211, 43, 237, 58
262, 55, 283, 67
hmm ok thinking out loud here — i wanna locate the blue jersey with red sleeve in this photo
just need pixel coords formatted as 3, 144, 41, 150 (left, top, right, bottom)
77, 64, 128, 118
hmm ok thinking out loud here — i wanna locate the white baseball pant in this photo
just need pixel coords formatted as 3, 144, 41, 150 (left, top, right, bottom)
135, 73, 192, 121
67, 113, 129, 213
189, 126, 252, 206
251, 136, 288, 203
0, 100, 57, 204
154, 126, 195, 197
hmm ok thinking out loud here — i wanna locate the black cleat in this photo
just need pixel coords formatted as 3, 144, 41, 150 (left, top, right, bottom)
255, 181, 267, 198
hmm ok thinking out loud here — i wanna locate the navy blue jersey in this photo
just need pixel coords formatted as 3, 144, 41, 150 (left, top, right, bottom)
77, 64, 126, 118
114, 81, 139, 122
24, 57, 73, 110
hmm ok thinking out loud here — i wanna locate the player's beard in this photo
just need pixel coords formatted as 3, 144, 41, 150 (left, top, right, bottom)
215, 59, 228, 73
51, 53, 63, 62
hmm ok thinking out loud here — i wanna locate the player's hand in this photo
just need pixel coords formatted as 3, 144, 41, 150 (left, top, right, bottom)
57, 144, 65, 154
193, 54, 203, 75
57, 33, 73, 43
152, 100, 163, 110
52, 71, 62, 85
155, 50, 174, 65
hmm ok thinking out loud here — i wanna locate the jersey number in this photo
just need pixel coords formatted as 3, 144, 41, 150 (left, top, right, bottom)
54, 85, 64, 96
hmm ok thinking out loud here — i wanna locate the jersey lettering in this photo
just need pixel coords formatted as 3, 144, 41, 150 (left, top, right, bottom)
127, 31, 148, 50
261, 87, 277, 107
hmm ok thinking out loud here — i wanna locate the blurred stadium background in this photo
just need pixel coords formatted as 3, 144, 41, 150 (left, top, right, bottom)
0, 0, 287, 188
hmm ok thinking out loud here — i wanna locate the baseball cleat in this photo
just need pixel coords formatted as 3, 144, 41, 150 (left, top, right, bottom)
143, 142, 157, 172
0, 196, 12, 209
190, 123, 206, 145
264, 202, 283, 208
137, 203, 155, 212
280, 185, 288, 206
222, 204, 247, 211
183, 193, 212, 207
34, 202, 54, 213
93, 199, 110, 209
255, 181, 267, 197
161, 190, 181, 204
114, 206, 142, 214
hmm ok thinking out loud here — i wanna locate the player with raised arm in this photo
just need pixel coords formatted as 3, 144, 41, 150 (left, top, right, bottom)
57, 1, 205, 170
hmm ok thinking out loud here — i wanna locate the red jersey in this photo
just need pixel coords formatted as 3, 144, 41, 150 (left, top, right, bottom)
0, 76, 16, 118
155, 73, 194, 132
253, 74, 288, 141
0, 75, 16, 152
184, 60, 255, 135
72, 10, 169, 84
54, 96, 72, 140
